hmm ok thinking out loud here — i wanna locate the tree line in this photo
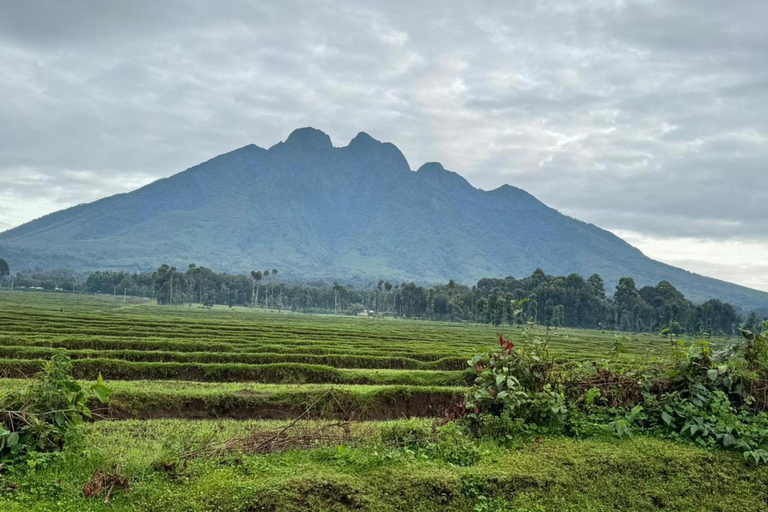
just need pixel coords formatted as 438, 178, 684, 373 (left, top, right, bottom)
2, 258, 765, 335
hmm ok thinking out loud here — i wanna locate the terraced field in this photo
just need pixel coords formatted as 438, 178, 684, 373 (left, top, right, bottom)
0, 290, 714, 420
1, 290, 758, 512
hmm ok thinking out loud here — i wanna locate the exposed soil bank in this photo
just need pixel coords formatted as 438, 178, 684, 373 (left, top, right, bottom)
97, 389, 462, 421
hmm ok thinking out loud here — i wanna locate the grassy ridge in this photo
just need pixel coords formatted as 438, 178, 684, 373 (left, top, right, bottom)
0, 345, 467, 370
0, 359, 471, 386
1, 418, 767, 511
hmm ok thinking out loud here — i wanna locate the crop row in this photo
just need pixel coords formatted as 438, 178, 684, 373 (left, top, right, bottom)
0, 303, 678, 361
0, 335, 462, 361
0, 359, 472, 386
0, 345, 467, 370
0, 379, 465, 420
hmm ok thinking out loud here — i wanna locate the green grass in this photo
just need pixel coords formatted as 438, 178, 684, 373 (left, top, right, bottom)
0, 291, 754, 511
1, 419, 767, 511
0, 290, 724, 363
0, 345, 468, 369
0, 358, 471, 386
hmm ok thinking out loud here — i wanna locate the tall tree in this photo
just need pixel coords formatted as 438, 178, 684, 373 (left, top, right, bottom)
271, 269, 278, 307
587, 274, 605, 299
250, 270, 262, 308
153, 264, 178, 305
0, 258, 9, 288
614, 277, 646, 331
263, 270, 271, 307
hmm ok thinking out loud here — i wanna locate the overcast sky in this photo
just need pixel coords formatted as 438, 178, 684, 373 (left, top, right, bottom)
1, 0, 767, 290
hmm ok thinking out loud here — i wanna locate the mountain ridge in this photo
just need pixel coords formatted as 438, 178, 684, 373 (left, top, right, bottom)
1, 127, 766, 312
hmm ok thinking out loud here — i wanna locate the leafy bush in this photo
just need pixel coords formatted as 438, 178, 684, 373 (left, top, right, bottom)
0, 352, 110, 462
735, 321, 768, 370
463, 328, 768, 464
465, 325, 566, 431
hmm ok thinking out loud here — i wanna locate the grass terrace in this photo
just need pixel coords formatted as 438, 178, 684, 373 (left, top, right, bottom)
0, 290, 753, 511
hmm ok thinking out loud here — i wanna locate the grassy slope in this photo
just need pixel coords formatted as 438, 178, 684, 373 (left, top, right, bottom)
1, 419, 767, 512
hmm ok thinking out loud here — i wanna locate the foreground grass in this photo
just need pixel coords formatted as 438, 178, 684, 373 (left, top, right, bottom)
1, 419, 767, 512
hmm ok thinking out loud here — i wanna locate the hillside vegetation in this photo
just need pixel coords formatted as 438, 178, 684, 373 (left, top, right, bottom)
1, 127, 767, 311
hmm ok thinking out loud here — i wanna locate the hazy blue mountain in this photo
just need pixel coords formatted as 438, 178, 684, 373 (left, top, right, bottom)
2, 127, 767, 311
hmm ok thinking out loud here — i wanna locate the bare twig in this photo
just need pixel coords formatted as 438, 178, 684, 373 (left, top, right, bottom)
184, 387, 338, 460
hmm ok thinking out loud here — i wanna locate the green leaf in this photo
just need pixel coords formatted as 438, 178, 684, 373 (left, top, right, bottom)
7, 432, 19, 447
91, 383, 111, 403
706, 369, 718, 381
496, 374, 505, 387
661, 411, 673, 425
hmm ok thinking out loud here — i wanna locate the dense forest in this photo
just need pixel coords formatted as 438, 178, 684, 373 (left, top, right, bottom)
3, 259, 765, 336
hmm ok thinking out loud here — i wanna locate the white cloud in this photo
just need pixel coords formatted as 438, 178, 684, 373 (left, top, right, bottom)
613, 230, 768, 292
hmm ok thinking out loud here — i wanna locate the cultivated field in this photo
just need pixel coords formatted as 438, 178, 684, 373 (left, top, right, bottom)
1, 290, 761, 512
0, 290, 693, 420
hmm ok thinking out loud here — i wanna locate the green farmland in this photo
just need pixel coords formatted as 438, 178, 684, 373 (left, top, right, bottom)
1, 290, 764, 512
0, 290, 684, 420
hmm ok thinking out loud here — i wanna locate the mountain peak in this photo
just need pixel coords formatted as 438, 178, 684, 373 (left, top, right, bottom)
491, 184, 535, 198
416, 162, 446, 173
344, 131, 410, 173
282, 127, 333, 152
416, 162, 474, 192
348, 131, 378, 146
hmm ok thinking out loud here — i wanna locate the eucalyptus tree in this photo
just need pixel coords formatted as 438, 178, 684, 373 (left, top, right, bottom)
250, 270, 263, 308
0, 258, 9, 288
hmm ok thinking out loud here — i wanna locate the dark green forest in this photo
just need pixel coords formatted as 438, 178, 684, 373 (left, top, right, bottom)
4, 261, 765, 335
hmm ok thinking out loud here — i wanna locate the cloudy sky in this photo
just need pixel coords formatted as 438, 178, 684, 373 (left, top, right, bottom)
1, 0, 767, 290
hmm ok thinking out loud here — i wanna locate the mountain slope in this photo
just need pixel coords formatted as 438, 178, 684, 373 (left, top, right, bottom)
1, 127, 767, 311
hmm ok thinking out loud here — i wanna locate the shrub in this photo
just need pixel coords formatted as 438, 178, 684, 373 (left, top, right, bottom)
0, 352, 110, 462
463, 329, 768, 464
465, 324, 566, 431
